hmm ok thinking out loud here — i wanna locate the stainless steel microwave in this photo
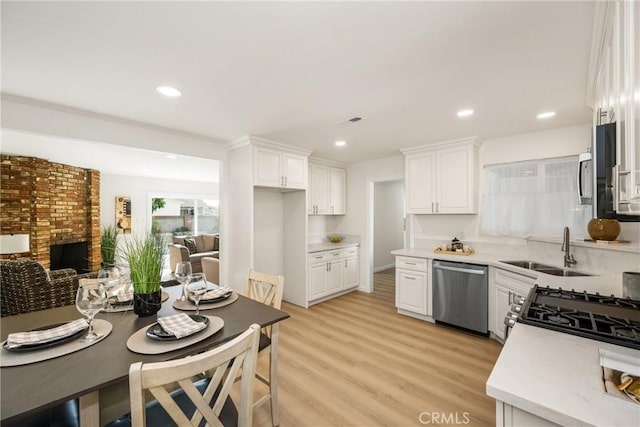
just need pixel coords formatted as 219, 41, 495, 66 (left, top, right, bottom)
579, 123, 640, 221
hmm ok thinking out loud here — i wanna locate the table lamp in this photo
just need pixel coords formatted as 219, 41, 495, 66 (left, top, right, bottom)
0, 234, 30, 259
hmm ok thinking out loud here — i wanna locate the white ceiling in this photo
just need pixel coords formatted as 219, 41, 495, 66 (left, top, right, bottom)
0, 129, 220, 183
1, 1, 595, 164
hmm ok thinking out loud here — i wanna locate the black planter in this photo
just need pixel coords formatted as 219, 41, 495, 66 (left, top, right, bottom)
133, 290, 162, 317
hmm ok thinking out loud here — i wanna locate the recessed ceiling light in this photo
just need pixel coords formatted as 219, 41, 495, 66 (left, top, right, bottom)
142, 168, 150, 172
156, 86, 182, 98
456, 109, 474, 117
335, 140, 347, 147
166, 155, 177, 159
536, 111, 556, 119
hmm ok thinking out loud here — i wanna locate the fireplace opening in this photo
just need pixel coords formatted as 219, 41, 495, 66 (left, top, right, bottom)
50, 242, 89, 274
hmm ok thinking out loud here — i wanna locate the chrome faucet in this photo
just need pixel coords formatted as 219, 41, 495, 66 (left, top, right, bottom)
561, 226, 577, 268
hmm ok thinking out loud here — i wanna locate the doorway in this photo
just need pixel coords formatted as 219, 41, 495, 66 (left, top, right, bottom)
368, 177, 405, 293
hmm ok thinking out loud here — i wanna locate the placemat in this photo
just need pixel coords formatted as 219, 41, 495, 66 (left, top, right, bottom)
1, 319, 113, 367
172, 292, 238, 311
126, 315, 224, 355
104, 291, 170, 313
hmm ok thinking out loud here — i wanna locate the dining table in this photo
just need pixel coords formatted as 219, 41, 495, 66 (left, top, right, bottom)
0, 284, 290, 426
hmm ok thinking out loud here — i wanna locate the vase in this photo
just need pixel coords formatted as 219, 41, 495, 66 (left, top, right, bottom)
133, 290, 162, 317
587, 218, 620, 241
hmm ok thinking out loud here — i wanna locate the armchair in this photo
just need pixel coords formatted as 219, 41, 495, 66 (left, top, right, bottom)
0, 259, 95, 317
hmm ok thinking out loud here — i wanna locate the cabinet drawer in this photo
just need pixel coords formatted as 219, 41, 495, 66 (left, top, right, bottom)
494, 268, 537, 289
308, 252, 329, 264
395, 256, 428, 272
327, 249, 343, 259
344, 246, 359, 257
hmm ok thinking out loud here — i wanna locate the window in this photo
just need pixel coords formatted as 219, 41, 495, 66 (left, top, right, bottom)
150, 195, 219, 237
480, 156, 590, 238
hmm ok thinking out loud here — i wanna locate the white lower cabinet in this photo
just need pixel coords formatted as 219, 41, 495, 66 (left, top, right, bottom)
395, 256, 430, 316
489, 268, 536, 340
308, 246, 359, 302
497, 401, 561, 427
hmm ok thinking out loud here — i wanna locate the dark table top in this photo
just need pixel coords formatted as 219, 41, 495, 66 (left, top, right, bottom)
0, 286, 289, 423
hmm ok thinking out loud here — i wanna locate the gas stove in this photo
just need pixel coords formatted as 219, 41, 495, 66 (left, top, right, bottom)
512, 285, 640, 350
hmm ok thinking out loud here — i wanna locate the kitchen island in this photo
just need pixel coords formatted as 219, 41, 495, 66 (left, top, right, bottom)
486, 323, 640, 426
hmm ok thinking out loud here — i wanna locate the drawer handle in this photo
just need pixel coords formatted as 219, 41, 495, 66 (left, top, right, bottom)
405, 262, 417, 265
314, 256, 323, 259
405, 276, 416, 280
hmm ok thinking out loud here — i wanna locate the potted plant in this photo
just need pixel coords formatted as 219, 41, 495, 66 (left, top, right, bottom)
100, 225, 119, 268
122, 231, 165, 317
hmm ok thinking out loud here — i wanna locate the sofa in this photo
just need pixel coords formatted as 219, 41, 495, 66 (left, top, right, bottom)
168, 234, 219, 273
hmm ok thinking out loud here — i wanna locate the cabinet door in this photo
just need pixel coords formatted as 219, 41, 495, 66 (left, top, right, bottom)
283, 153, 307, 189
329, 167, 346, 214
254, 147, 283, 188
396, 269, 427, 315
493, 284, 512, 340
327, 260, 344, 294
343, 256, 359, 289
436, 145, 474, 213
406, 153, 435, 214
310, 164, 330, 214
309, 262, 328, 300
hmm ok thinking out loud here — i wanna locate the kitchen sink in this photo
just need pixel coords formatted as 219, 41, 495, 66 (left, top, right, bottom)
499, 260, 593, 277
499, 260, 556, 270
534, 268, 592, 277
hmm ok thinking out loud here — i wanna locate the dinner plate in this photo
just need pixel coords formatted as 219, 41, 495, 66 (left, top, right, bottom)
107, 296, 133, 306
145, 315, 210, 341
193, 290, 233, 304
2, 322, 87, 353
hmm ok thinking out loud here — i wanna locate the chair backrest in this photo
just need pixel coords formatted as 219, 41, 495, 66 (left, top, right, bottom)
246, 269, 284, 310
202, 257, 220, 285
0, 259, 77, 317
129, 324, 260, 427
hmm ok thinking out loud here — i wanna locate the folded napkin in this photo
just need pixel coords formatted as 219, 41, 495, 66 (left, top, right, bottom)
156, 314, 207, 339
200, 286, 232, 302
6, 319, 88, 349
116, 289, 134, 302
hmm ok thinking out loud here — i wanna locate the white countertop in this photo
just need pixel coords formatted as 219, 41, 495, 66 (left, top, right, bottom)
390, 248, 623, 297
308, 241, 360, 253
486, 323, 640, 426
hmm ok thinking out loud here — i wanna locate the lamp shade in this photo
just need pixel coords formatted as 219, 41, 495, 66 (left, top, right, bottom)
0, 234, 30, 255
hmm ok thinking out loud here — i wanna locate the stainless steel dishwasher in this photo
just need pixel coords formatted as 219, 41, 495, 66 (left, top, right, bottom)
432, 260, 488, 335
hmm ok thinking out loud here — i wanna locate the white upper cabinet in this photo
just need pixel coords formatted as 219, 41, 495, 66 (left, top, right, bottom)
309, 161, 347, 215
402, 137, 480, 214
588, 1, 640, 215
310, 164, 330, 214
254, 145, 307, 190
329, 167, 346, 214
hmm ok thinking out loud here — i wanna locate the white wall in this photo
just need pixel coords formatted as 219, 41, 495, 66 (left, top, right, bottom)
373, 180, 404, 271
335, 154, 405, 292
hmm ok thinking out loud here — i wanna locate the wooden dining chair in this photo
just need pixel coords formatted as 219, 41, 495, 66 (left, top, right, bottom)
128, 324, 260, 427
245, 269, 285, 426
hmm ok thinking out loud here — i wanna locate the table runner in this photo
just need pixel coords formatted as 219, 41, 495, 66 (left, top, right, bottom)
172, 292, 238, 311
126, 315, 224, 354
1, 319, 113, 367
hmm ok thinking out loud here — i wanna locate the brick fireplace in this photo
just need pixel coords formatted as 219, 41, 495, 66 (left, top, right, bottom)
0, 155, 101, 272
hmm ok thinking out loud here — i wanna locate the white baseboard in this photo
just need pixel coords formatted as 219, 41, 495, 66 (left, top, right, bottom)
373, 263, 395, 273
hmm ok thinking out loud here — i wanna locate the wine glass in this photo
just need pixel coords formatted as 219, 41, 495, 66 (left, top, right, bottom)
175, 262, 193, 301
187, 273, 208, 315
97, 266, 121, 309
76, 282, 106, 342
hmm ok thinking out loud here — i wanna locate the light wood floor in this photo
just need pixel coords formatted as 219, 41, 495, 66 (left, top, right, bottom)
251, 268, 504, 427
